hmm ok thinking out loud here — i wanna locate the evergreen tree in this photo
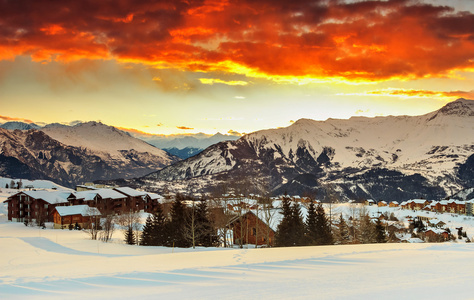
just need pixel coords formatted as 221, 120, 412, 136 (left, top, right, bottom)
140, 215, 154, 246
290, 202, 305, 246
152, 203, 168, 246
195, 200, 217, 247
305, 201, 318, 244
168, 197, 189, 247
314, 203, 333, 245
275, 198, 293, 247
374, 219, 387, 243
125, 226, 136, 245
359, 214, 375, 244
334, 214, 351, 245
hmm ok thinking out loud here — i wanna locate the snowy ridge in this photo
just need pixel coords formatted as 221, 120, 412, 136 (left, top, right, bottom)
143, 99, 474, 199
41, 121, 174, 163
0, 124, 179, 187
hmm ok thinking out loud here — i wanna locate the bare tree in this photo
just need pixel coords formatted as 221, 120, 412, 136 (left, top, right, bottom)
99, 214, 115, 242
185, 200, 197, 249
84, 207, 101, 240
117, 211, 141, 245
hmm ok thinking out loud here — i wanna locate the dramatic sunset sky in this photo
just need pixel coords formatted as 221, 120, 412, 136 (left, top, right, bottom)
0, 0, 473, 135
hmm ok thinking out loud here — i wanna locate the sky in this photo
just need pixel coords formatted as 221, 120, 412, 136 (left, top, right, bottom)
0, 0, 473, 135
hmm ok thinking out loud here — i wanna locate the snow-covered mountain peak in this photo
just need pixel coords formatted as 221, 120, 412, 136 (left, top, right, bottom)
437, 98, 474, 117
0, 121, 40, 130
40, 122, 175, 162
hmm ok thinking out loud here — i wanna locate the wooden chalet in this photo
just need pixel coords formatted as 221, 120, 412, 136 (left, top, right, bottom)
447, 200, 465, 214
4, 191, 73, 223
389, 201, 399, 208
53, 205, 101, 229
227, 210, 276, 247
113, 187, 147, 212
143, 192, 164, 213
74, 189, 128, 215
378, 201, 388, 207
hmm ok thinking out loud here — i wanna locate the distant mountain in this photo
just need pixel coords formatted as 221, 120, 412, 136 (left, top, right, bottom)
0, 121, 41, 130
135, 98, 474, 201
123, 130, 241, 155
163, 147, 203, 159
0, 122, 179, 187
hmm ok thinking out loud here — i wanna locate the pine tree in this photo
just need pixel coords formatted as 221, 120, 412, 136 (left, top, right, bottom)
314, 203, 333, 245
374, 219, 387, 243
195, 200, 217, 247
275, 198, 292, 247
152, 203, 168, 246
168, 197, 189, 247
125, 226, 136, 245
359, 214, 375, 244
305, 201, 318, 245
335, 214, 351, 245
140, 215, 154, 246
290, 202, 305, 246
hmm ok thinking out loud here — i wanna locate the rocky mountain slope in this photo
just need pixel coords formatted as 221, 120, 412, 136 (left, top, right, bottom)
0, 122, 179, 187
139, 99, 474, 201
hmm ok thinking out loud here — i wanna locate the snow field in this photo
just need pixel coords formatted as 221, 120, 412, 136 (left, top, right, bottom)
2, 220, 474, 299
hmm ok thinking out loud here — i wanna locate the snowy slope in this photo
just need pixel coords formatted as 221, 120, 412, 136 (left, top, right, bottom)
2, 217, 474, 299
0, 177, 70, 191
0, 124, 180, 187
144, 99, 474, 199
41, 121, 175, 163
0, 121, 41, 130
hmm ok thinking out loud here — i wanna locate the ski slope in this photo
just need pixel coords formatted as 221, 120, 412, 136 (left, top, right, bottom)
1, 217, 474, 299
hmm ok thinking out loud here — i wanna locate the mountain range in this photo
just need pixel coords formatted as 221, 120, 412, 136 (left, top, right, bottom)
122, 130, 240, 159
0, 122, 178, 187
131, 98, 474, 201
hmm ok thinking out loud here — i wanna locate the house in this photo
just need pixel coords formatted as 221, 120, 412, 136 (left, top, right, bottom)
434, 200, 448, 213
227, 210, 277, 247
4, 191, 74, 223
143, 192, 164, 213
389, 201, 399, 208
365, 199, 376, 206
114, 187, 147, 212
407, 199, 430, 210
53, 205, 101, 229
447, 200, 465, 214
378, 201, 388, 207
73, 189, 127, 215
424, 228, 450, 241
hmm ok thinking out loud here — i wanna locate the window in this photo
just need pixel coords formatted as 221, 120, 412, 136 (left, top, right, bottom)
252, 228, 256, 236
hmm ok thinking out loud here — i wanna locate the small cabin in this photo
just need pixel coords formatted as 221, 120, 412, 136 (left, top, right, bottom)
53, 205, 101, 229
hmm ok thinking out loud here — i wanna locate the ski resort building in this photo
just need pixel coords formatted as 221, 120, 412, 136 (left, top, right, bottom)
5, 187, 163, 225
53, 205, 101, 229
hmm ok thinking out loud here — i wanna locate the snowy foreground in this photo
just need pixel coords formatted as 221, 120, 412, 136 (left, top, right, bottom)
1, 220, 474, 300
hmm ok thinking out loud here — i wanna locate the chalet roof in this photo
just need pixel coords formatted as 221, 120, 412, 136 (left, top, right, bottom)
55, 205, 101, 217
146, 192, 163, 200
75, 189, 126, 201
114, 187, 147, 197
10, 191, 72, 204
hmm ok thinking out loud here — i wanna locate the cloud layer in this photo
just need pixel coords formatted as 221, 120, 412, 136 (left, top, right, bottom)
0, 0, 473, 82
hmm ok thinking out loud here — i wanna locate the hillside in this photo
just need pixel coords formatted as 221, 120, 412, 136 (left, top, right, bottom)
140, 99, 474, 201
0, 123, 179, 187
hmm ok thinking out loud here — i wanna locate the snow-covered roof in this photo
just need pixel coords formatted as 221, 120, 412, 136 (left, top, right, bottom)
146, 193, 163, 200
114, 187, 147, 197
12, 191, 72, 204
55, 205, 101, 217
75, 189, 126, 200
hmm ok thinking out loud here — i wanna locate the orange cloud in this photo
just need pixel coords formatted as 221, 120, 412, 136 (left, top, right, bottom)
340, 89, 474, 99
117, 127, 155, 136
0, 0, 473, 81
177, 126, 194, 130
0, 115, 35, 123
